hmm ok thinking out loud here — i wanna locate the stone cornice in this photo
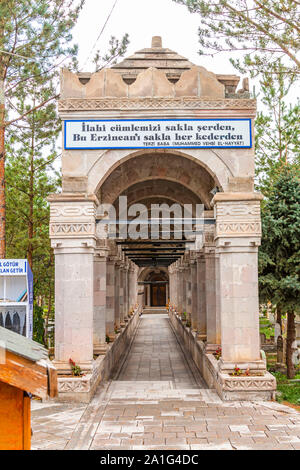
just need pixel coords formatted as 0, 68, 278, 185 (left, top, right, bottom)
212, 192, 263, 206
58, 97, 256, 112
48, 192, 100, 205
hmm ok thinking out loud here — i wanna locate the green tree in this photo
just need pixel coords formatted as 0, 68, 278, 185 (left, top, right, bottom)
93, 34, 129, 71
0, 0, 86, 258
173, 0, 300, 76
254, 64, 300, 197
1, 2, 129, 344
5, 77, 60, 344
259, 165, 300, 378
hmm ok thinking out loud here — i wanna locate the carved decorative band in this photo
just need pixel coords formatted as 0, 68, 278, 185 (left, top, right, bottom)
224, 379, 275, 391
50, 223, 95, 236
216, 222, 261, 236
50, 206, 95, 217
59, 98, 257, 112
217, 205, 260, 217
58, 379, 90, 393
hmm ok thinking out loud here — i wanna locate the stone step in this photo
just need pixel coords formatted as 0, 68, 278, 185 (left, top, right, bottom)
142, 308, 167, 315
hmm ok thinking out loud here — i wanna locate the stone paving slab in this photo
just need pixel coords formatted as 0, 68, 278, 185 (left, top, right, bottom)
31, 314, 300, 450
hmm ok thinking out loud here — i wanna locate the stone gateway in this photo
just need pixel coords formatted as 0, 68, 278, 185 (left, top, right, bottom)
49, 36, 276, 402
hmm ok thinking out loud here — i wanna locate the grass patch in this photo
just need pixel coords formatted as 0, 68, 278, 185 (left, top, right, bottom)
260, 325, 274, 339
268, 354, 300, 406
259, 318, 273, 326
270, 370, 300, 405
266, 353, 277, 370
276, 383, 300, 405
259, 318, 274, 339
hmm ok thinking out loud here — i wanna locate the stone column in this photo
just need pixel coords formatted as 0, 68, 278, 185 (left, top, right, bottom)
197, 250, 206, 340
168, 266, 172, 307
166, 282, 169, 305
173, 264, 179, 309
128, 263, 135, 313
182, 262, 187, 316
186, 260, 192, 323
190, 256, 198, 331
204, 242, 221, 349
169, 266, 174, 307
106, 257, 116, 341
123, 264, 129, 321
49, 194, 97, 373
119, 263, 125, 326
94, 246, 108, 354
177, 263, 184, 315
133, 264, 138, 308
214, 192, 264, 373
114, 261, 121, 330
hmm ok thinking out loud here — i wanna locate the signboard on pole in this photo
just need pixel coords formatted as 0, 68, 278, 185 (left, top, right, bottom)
0, 259, 33, 339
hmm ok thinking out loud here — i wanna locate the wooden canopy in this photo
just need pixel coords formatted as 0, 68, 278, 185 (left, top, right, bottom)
0, 326, 57, 399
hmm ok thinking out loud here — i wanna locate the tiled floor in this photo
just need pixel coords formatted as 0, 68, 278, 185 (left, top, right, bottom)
31, 313, 300, 450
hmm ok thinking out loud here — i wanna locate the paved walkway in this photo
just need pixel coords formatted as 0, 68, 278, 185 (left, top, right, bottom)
31, 314, 300, 450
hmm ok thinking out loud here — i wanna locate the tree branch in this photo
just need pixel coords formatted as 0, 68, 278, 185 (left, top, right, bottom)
3, 95, 59, 128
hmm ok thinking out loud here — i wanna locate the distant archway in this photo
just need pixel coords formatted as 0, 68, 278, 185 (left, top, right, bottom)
139, 268, 169, 308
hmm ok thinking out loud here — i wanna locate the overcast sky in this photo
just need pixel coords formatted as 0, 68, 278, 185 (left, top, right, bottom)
72, 0, 239, 77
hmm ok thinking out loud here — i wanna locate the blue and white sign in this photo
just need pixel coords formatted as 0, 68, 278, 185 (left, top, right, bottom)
0, 259, 27, 275
64, 118, 252, 150
0, 259, 33, 339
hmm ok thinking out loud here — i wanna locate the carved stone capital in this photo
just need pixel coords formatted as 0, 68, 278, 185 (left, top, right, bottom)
49, 193, 97, 244
213, 193, 262, 240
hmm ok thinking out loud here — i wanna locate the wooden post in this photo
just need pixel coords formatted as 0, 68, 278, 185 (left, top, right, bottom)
23, 394, 31, 450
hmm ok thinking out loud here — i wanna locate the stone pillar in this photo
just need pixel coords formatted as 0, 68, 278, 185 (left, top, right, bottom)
94, 246, 108, 354
123, 264, 129, 321
114, 261, 121, 330
186, 260, 192, 323
177, 263, 184, 315
182, 263, 187, 316
49, 194, 97, 372
173, 264, 179, 309
215, 251, 221, 344
147, 284, 151, 307
106, 257, 116, 341
119, 263, 125, 326
214, 192, 264, 373
128, 263, 135, 313
168, 266, 173, 306
204, 243, 220, 349
197, 251, 206, 340
134, 264, 138, 307
166, 282, 169, 305
190, 257, 198, 331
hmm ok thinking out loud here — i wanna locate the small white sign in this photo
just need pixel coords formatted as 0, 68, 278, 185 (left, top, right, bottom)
0, 259, 27, 275
64, 119, 252, 150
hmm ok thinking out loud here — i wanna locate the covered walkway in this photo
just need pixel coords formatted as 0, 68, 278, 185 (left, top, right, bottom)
31, 313, 300, 450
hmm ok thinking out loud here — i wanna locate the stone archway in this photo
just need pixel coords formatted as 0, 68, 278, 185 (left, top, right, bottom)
138, 267, 169, 309
97, 152, 217, 209
87, 148, 231, 206
49, 35, 276, 403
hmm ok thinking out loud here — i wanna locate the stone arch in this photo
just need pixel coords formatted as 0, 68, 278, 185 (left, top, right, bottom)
138, 266, 169, 282
113, 179, 202, 216
95, 152, 223, 209
87, 148, 234, 200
